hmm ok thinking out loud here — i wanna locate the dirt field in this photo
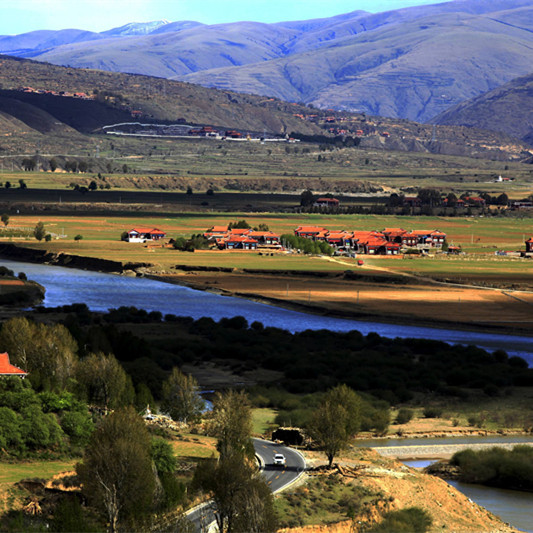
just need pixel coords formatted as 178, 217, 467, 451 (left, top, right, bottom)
162, 268, 533, 334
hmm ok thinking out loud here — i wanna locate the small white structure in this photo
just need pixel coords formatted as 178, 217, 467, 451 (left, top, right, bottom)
127, 227, 166, 243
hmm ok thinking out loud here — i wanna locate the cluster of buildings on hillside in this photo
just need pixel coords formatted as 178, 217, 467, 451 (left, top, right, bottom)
18, 86, 93, 99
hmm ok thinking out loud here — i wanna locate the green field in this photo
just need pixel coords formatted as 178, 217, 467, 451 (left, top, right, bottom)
2, 212, 532, 283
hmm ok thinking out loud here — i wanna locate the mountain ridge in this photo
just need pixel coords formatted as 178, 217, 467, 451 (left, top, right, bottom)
2, 0, 531, 122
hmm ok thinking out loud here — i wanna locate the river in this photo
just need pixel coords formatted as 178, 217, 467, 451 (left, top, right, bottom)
3, 259, 532, 362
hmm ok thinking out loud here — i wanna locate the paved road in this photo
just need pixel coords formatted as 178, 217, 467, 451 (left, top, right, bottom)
185, 438, 306, 532
252, 438, 306, 494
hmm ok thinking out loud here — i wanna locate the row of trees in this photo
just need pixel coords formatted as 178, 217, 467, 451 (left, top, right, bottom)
281, 234, 334, 255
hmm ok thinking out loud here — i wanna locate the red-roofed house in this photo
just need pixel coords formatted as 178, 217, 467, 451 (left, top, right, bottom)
410, 230, 446, 247
382, 228, 407, 243
526, 238, 533, 254
204, 226, 229, 239
314, 198, 340, 208
228, 228, 252, 236
248, 231, 281, 245
463, 196, 486, 207
217, 235, 258, 250
0, 352, 27, 378
127, 228, 166, 243
294, 226, 328, 239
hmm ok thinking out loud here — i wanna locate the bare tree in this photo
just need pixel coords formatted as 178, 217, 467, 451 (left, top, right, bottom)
77, 407, 155, 533
194, 452, 276, 533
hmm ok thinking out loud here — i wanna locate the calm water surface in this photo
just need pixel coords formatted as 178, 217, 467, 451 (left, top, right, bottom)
5, 259, 532, 362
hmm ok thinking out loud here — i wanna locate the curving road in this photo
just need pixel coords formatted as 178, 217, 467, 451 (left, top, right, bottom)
252, 438, 306, 494
186, 438, 306, 532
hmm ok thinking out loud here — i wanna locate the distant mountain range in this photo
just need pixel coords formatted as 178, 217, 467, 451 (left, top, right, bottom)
1, 0, 533, 125
433, 72, 533, 145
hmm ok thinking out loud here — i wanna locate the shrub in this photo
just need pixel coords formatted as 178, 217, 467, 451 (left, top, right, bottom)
423, 406, 443, 418
451, 446, 533, 491
396, 408, 414, 425
366, 507, 432, 533
61, 410, 94, 447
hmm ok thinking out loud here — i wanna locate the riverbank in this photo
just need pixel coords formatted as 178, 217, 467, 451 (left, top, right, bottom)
283, 447, 519, 533
153, 269, 533, 337
1, 242, 533, 338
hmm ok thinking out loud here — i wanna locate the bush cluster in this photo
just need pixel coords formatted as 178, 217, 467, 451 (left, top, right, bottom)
0, 379, 93, 457
451, 446, 533, 491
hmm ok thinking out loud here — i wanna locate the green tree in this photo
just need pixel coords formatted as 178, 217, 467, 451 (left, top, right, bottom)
1, 213, 9, 227
446, 192, 458, 208
61, 409, 94, 448
210, 389, 254, 460
161, 367, 204, 424
228, 220, 251, 230
417, 188, 442, 207
497, 193, 509, 206
76, 352, 134, 409
21, 158, 35, 171
77, 407, 155, 533
19, 179, 27, 189
300, 189, 314, 207
34, 221, 46, 241
74, 234, 83, 241
0, 317, 78, 391
308, 385, 362, 467
49, 158, 58, 172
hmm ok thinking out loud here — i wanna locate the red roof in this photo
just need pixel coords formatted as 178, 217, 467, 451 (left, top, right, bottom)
0, 352, 27, 376
316, 197, 339, 203
209, 226, 229, 232
128, 228, 166, 235
225, 236, 258, 243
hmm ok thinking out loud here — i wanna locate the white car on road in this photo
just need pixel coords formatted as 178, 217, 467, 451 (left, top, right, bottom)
273, 453, 286, 467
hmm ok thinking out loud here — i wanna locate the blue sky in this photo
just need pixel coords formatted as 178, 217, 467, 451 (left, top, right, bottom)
1, 0, 441, 35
